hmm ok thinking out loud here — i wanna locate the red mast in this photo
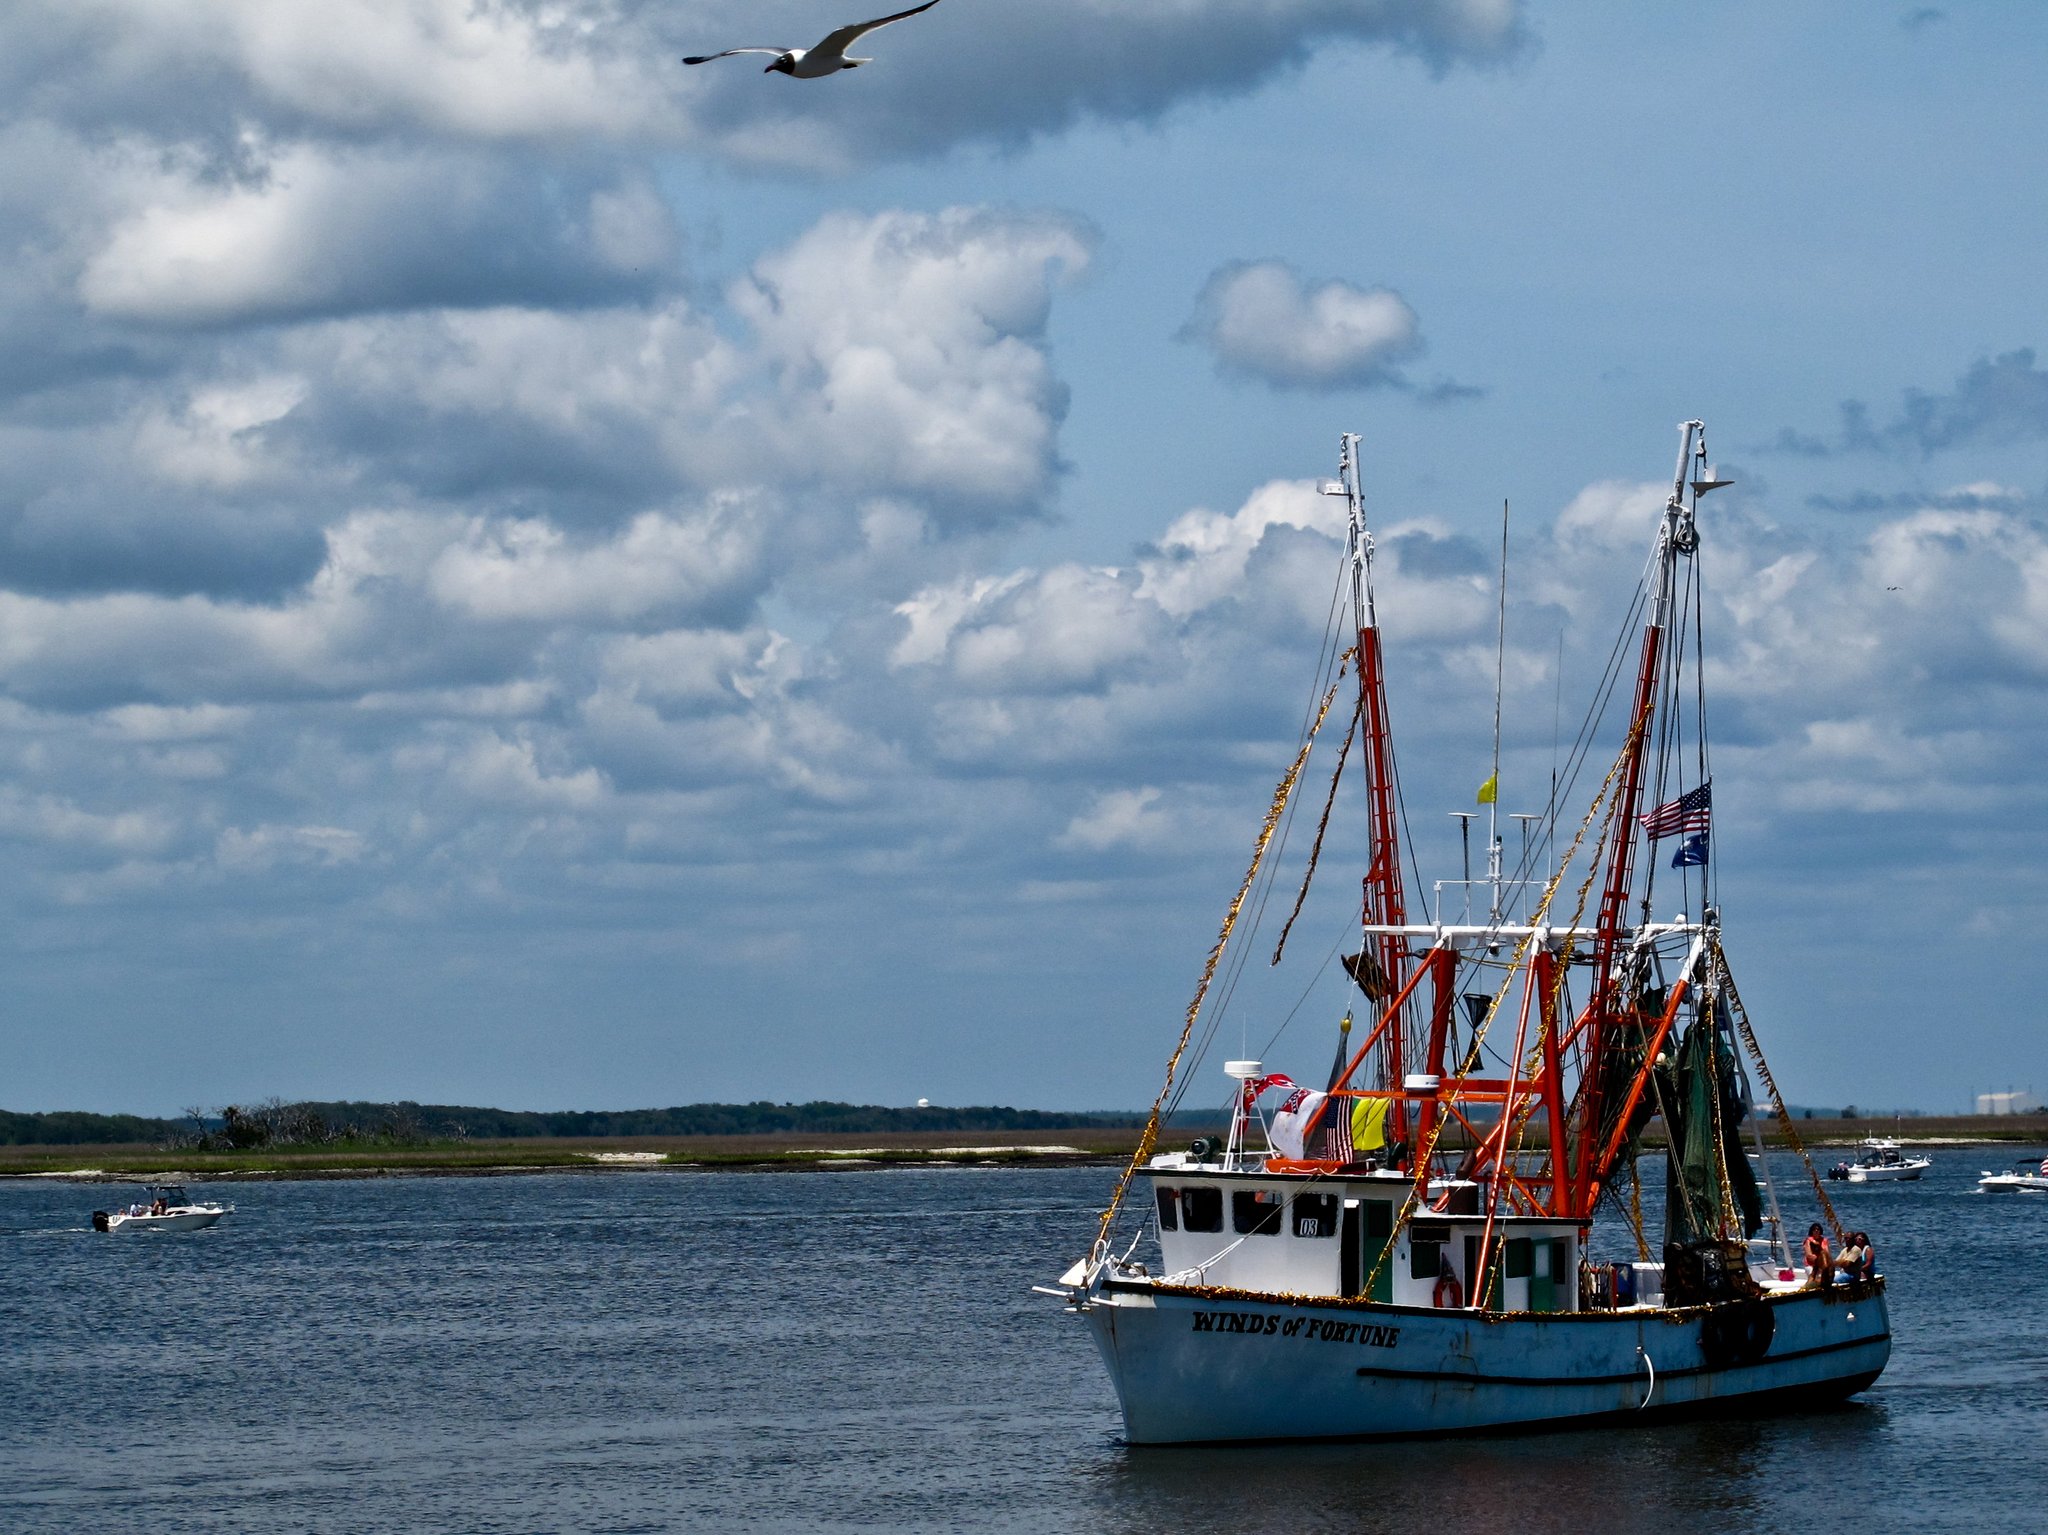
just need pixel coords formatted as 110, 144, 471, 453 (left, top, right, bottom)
1567, 422, 1705, 1218
1341, 434, 1414, 1142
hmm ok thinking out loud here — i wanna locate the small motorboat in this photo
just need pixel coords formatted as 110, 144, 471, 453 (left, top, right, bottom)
1978, 1158, 2048, 1194
91, 1184, 233, 1232
1826, 1138, 1931, 1182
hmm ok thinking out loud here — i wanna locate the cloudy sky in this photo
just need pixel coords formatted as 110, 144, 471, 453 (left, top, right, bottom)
3, 1, 2043, 1117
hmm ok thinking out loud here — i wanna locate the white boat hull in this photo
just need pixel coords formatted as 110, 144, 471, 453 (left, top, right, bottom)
1979, 1174, 2048, 1193
1842, 1162, 1926, 1183
1082, 1280, 1890, 1444
103, 1208, 229, 1232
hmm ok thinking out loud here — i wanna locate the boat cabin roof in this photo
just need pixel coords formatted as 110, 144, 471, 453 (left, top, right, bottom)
1141, 1159, 1409, 1184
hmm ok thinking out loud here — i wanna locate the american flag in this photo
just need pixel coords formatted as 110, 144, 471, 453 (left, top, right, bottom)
1641, 781, 1712, 840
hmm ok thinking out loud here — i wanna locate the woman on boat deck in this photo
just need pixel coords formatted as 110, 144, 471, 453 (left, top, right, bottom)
1803, 1223, 1832, 1286
1835, 1232, 1872, 1283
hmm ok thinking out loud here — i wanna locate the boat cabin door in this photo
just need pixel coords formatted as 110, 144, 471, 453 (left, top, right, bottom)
1341, 1197, 1395, 1301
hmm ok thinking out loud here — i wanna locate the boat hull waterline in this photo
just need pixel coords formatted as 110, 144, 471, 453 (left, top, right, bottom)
102, 1209, 229, 1232
1084, 1281, 1890, 1444
1839, 1164, 1925, 1183
1978, 1173, 2048, 1193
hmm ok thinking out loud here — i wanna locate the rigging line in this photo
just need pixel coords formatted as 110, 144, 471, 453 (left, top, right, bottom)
1090, 676, 1344, 1262
1713, 939, 1846, 1245
1359, 708, 1649, 1300
1563, 581, 1650, 802
1271, 698, 1361, 964
1248, 639, 1358, 937
1192, 650, 1360, 1093
1739, 1049, 1790, 1263
1262, 636, 1347, 915
1700, 981, 1745, 1244
1692, 547, 1715, 916
1564, 579, 1649, 778
1236, 552, 1352, 985
1482, 701, 1654, 1220
1257, 921, 1355, 1059
1641, 572, 1690, 919
1206, 760, 1326, 1074
1527, 579, 1649, 897
1551, 627, 1564, 871
1393, 752, 1427, 920
1097, 663, 1351, 1187
1302, 545, 1351, 738
1455, 710, 1640, 1083
1628, 1154, 1652, 1262
1489, 499, 1508, 890
1645, 1015, 1710, 1244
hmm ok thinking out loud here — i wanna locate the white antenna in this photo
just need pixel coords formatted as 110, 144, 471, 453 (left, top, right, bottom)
1487, 499, 1508, 921
1330, 433, 1374, 629
1510, 813, 1543, 922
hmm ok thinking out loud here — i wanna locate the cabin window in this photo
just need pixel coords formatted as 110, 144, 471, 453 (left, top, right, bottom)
1181, 1186, 1223, 1233
1505, 1237, 1533, 1279
1233, 1189, 1283, 1236
1292, 1192, 1338, 1238
1409, 1239, 1444, 1280
1155, 1187, 1178, 1231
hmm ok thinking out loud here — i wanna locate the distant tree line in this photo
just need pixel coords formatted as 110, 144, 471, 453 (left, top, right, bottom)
3, 1099, 1210, 1147
0, 1110, 182, 1146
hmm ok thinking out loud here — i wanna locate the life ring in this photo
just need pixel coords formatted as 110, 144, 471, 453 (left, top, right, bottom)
1433, 1271, 1464, 1309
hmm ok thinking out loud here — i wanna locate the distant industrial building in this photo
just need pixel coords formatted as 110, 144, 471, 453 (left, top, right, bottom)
1975, 1090, 2043, 1116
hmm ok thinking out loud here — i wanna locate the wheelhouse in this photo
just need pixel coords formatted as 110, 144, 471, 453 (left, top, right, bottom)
1144, 1161, 1583, 1312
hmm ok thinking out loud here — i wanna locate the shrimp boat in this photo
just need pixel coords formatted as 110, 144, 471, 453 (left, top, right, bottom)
1047, 424, 1890, 1444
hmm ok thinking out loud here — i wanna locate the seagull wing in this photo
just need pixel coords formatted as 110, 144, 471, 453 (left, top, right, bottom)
811, 0, 944, 63
682, 47, 793, 65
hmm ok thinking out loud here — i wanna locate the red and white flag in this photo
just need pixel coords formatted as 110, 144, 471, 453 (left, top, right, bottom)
1269, 1087, 1327, 1160
1241, 1072, 1296, 1111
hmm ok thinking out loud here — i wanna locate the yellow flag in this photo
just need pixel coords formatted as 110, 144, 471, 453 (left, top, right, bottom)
1476, 774, 1498, 805
1351, 1096, 1390, 1153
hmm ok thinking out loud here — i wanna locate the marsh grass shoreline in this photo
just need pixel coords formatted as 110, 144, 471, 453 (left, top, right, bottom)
5, 1114, 2042, 1181
0, 1129, 1146, 1180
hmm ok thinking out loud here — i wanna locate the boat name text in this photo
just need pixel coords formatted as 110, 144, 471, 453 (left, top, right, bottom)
1190, 1310, 1400, 1348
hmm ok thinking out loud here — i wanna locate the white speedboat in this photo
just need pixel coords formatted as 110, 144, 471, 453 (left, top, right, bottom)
1978, 1158, 2048, 1193
92, 1184, 233, 1232
1827, 1139, 1931, 1183
1046, 425, 1890, 1444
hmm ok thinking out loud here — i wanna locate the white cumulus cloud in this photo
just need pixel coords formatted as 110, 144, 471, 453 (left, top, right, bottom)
1182, 260, 1422, 390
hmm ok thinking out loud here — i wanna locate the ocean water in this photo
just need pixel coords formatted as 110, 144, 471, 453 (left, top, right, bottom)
2, 1152, 2042, 1535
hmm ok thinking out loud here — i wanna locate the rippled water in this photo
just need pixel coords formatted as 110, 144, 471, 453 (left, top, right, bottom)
2, 1151, 2042, 1534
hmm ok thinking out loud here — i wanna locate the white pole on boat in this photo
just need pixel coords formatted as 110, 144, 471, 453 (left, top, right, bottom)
1487, 500, 1508, 923
1338, 432, 1372, 628
1450, 813, 1475, 923
1511, 814, 1542, 922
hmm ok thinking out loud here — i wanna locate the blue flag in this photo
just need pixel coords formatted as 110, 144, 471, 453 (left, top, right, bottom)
1671, 832, 1708, 868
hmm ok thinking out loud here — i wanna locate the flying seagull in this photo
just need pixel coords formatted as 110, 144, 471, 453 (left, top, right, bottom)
683, 0, 944, 78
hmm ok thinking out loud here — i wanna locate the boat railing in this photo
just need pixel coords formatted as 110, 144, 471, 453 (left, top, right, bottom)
1430, 877, 1551, 927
